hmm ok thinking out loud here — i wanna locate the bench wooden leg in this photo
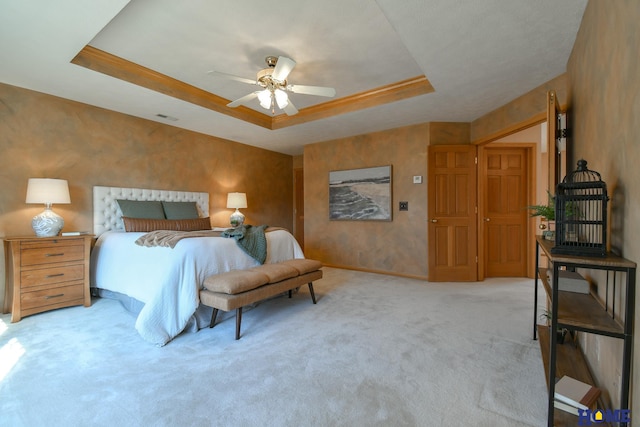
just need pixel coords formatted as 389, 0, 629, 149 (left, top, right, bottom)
308, 282, 317, 304
209, 308, 219, 328
235, 307, 243, 340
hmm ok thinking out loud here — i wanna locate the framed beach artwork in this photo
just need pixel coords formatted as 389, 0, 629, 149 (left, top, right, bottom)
329, 165, 392, 221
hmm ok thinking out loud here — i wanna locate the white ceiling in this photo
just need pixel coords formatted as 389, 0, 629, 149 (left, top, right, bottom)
0, 0, 587, 155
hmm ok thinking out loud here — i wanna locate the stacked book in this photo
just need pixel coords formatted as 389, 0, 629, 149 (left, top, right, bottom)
554, 375, 601, 415
547, 269, 590, 293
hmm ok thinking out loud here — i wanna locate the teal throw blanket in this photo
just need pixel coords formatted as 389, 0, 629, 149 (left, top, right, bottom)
221, 224, 268, 264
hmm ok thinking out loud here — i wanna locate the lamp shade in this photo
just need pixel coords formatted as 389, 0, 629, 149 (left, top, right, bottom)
226, 192, 247, 209
26, 178, 70, 204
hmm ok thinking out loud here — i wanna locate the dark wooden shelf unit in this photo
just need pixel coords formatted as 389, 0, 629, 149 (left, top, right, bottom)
537, 326, 598, 426
534, 236, 636, 427
537, 269, 624, 337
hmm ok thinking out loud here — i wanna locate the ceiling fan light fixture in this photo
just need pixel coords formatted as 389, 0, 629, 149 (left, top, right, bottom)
258, 89, 272, 109
275, 89, 288, 109
213, 54, 333, 117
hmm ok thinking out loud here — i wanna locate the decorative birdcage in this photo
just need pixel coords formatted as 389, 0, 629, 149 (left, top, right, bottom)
552, 159, 609, 257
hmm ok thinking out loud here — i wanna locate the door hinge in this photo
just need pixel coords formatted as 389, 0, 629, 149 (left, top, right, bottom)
475, 156, 478, 165
476, 256, 478, 263
475, 206, 478, 214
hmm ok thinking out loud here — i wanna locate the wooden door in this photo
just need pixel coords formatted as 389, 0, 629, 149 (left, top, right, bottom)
428, 145, 477, 282
293, 168, 304, 251
480, 147, 528, 277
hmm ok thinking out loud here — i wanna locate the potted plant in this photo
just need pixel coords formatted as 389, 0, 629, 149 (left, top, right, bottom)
527, 196, 555, 220
528, 192, 581, 241
527, 191, 556, 240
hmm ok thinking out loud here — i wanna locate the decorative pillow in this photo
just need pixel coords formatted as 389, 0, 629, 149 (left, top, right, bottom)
162, 201, 199, 220
122, 217, 212, 232
117, 200, 165, 219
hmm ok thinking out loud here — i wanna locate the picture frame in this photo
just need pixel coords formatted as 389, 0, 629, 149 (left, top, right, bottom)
329, 165, 392, 221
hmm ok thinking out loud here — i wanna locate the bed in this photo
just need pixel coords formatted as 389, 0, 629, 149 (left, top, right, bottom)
90, 186, 304, 345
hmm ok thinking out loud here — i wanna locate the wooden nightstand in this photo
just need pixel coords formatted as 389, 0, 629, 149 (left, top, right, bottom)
3, 234, 93, 322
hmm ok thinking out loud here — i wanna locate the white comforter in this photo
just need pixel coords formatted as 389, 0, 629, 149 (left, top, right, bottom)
90, 230, 304, 345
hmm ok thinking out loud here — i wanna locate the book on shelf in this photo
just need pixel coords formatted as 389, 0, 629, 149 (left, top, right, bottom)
554, 375, 601, 410
61, 231, 90, 236
554, 399, 580, 415
553, 399, 601, 416
547, 269, 590, 293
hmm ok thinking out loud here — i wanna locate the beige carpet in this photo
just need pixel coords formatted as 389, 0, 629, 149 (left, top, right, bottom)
0, 267, 548, 426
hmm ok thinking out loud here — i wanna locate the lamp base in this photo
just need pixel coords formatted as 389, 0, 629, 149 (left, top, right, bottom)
229, 209, 245, 228
32, 207, 64, 237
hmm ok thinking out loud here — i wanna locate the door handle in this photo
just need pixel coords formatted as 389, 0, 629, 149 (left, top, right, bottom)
484, 218, 491, 222
430, 219, 438, 223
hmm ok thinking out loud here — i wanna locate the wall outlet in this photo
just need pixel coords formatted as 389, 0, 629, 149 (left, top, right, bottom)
399, 201, 408, 211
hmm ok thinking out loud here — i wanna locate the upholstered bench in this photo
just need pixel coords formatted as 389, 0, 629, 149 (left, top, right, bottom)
199, 259, 322, 340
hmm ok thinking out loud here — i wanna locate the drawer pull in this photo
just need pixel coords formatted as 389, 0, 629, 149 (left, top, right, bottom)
44, 293, 65, 299
46, 273, 65, 278
45, 253, 65, 257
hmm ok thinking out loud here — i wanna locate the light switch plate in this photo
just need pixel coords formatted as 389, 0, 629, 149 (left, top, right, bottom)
413, 175, 423, 184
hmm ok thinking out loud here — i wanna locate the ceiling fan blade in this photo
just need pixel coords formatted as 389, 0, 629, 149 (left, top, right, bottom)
227, 91, 259, 108
208, 70, 256, 85
287, 84, 336, 97
283, 100, 299, 116
272, 56, 296, 82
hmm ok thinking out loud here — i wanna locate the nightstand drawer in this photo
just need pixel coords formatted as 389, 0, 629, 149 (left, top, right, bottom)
21, 264, 85, 288
21, 244, 84, 266
21, 282, 85, 310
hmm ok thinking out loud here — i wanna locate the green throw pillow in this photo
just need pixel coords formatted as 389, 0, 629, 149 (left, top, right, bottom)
162, 201, 199, 220
116, 200, 166, 219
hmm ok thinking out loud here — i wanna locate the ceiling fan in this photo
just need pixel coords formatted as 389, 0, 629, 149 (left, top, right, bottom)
209, 56, 336, 116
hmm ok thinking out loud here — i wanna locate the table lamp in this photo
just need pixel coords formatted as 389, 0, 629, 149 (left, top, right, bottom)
226, 192, 247, 227
25, 178, 71, 237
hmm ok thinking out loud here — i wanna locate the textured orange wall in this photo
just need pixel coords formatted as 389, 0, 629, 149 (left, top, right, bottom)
429, 122, 470, 145
304, 123, 428, 278
292, 155, 303, 169
0, 83, 293, 307
567, 0, 640, 412
471, 73, 568, 144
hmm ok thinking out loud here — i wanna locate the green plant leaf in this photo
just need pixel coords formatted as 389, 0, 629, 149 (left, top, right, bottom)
526, 191, 556, 220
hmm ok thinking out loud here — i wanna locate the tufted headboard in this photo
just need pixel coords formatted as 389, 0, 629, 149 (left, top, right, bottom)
93, 186, 210, 237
